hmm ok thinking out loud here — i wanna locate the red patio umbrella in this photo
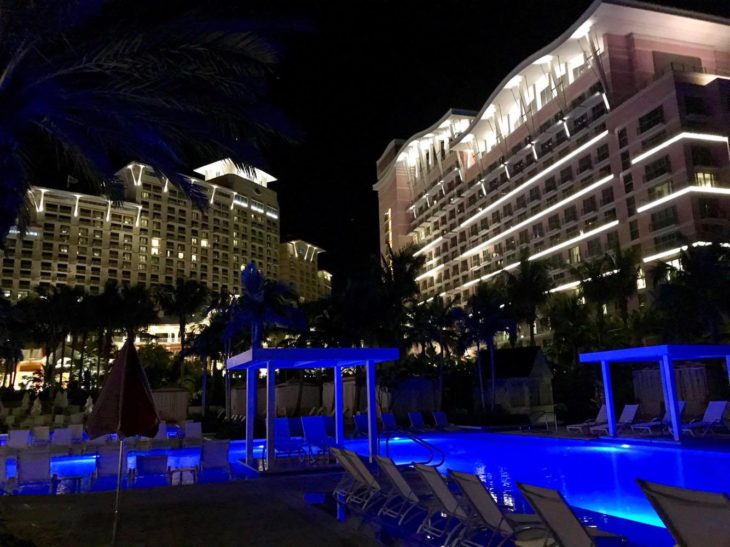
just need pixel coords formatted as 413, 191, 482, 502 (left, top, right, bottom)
86, 338, 159, 543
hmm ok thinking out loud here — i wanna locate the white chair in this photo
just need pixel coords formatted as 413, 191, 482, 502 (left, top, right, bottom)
69, 412, 85, 425
182, 421, 203, 447
449, 469, 546, 547
50, 428, 73, 454
142, 421, 170, 449
133, 454, 170, 485
14, 451, 56, 494
566, 404, 607, 433
373, 454, 423, 521
414, 464, 469, 545
31, 425, 51, 447
94, 444, 129, 483
85, 434, 111, 453
4, 415, 15, 428
4, 429, 31, 454
197, 439, 230, 479
631, 401, 686, 434
53, 414, 66, 428
69, 424, 84, 444
681, 401, 728, 436
590, 404, 639, 434
518, 482, 624, 546
638, 479, 730, 547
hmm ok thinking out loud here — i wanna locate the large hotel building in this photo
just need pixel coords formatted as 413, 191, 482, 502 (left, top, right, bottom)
1, 159, 281, 300
375, 1, 730, 306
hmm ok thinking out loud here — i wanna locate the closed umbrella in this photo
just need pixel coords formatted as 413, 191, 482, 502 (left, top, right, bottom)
84, 395, 93, 415
86, 339, 159, 544
30, 397, 41, 417
20, 392, 30, 411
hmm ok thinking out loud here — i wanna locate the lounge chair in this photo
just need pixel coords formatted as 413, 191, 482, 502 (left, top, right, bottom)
182, 421, 203, 447
518, 482, 625, 546
449, 469, 547, 547
85, 433, 111, 453
433, 410, 459, 431
33, 415, 51, 427
69, 412, 85, 425
31, 425, 51, 447
330, 447, 382, 509
147, 421, 171, 449
414, 464, 470, 545
380, 412, 400, 434
133, 454, 170, 486
93, 444, 130, 484
14, 450, 57, 494
631, 401, 686, 435
408, 411, 430, 431
681, 400, 728, 437
50, 428, 73, 455
301, 416, 337, 459
4, 415, 15, 428
637, 479, 730, 547
4, 429, 31, 454
69, 424, 84, 445
265, 418, 306, 460
590, 404, 639, 435
53, 414, 66, 428
566, 404, 607, 434
198, 439, 230, 479
374, 455, 425, 524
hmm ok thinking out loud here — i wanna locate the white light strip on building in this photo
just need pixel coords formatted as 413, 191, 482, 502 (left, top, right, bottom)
529, 220, 619, 261
460, 174, 614, 259
414, 236, 444, 257
37, 189, 48, 213
129, 164, 145, 187
630, 132, 729, 166
459, 131, 609, 229
266, 211, 279, 219
209, 185, 217, 205
549, 280, 581, 293
415, 264, 444, 282
135, 205, 143, 227
640, 241, 730, 264
106, 200, 112, 222
636, 186, 730, 213
73, 195, 81, 217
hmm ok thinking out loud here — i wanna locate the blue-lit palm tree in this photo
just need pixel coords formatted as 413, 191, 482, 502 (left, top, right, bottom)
0, 0, 290, 239
225, 262, 305, 350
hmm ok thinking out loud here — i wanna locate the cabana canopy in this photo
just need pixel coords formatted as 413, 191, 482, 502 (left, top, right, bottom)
580, 344, 730, 441
226, 347, 399, 469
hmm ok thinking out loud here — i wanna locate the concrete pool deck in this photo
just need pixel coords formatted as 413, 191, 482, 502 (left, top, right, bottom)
0, 473, 378, 547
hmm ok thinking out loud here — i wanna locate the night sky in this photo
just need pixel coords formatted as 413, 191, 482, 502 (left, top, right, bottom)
261, 0, 729, 289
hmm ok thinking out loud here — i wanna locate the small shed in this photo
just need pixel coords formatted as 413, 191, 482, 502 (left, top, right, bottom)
479, 347, 554, 414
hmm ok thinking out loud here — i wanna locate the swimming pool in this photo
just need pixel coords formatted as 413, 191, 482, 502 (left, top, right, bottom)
346, 432, 730, 546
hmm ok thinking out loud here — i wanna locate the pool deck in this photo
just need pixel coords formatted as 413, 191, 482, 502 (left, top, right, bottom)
0, 473, 378, 547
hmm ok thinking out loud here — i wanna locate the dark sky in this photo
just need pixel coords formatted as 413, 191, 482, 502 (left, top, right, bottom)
262, 0, 729, 289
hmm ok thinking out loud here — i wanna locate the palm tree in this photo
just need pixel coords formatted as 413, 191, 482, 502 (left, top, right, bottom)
156, 278, 209, 379
225, 262, 305, 350
544, 292, 595, 367
0, 1, 290, 239
501, 255, 552, 344
117, 284, 158, 342
604, 246, 641, 328
459, 282, 512, 412
571, 256, 613, 346
187, 311, 227, 417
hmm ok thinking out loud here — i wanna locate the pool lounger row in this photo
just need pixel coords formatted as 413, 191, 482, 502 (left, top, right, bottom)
330, 447, 730, 547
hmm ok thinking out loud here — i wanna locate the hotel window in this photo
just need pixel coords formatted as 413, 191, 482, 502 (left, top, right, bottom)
151, 237, 160, 255
601, 187, 614, 206
606, 231, 619, 249
629, 220, 640, 241
544, 177, 557, 193
568, 246, 581, 264
586, 238, 602, 257
691, 146, 714, 167
547, 214, 560, 231
582, 196, 597, 214
626, 196, 636, 216
623, 174, 633, 194
617, 128, 628, 148
578, 155, 592, 174
559, 167, 572, 184
650, 206, 678, 231
684, 96, 707, 116
637, 106, 664, 134
695, 171, 716, 187
644, 156, 671, 182
648, 180, 673, 201
563, 206, 577, 224
596, 144, 609, 162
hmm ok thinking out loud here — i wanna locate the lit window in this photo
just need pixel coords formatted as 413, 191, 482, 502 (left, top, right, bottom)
568, 246, 581, 264
201, 239, 208, 248
192, 254, 197, 262
695, 171, 716, 187
151, 237, 160, 256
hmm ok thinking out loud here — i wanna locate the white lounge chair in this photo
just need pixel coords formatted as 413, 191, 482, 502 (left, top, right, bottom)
85, 433, 111, 453
198, 439, 230, 479
590, 404, 639, 435
4, 429, 31, 454
94, 444, 129, 484
352, 414, 369, 437
69, 412, 85, 425
330, 448, 382, 509
374, 455, 425, 524
53, 414, 66, 428
681, 400, 728, 437
182, 421, 203, 447
14, 451, 57, 494
414, 464, 470, 545
637, 479, 730, 547
380, 412, 400, 433
133, 454, 170, 485
408, 411, 430, 431
631, 401, 686, 435
566, 404, 607, 434
267, 418, 306, 460
69, 424, 84, 445
31, 425, 51, 447
432, 410, 460, 431
518, 482, 625, 546
449, 469, 547, 547
50, 428, 73, 455
4, 415, 15, 428
145, 421, 170, 449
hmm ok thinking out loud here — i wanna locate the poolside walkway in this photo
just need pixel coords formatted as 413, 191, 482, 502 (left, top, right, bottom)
0, 473, 378, 547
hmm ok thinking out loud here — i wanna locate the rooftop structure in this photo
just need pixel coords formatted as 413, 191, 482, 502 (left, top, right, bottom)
278, 240, 332, 302
375, 0, 730, 305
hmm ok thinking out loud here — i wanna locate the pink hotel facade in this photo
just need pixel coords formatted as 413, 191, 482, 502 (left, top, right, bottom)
374, 1, 730, 306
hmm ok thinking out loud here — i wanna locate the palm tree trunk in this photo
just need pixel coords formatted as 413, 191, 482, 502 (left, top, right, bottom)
529, 320, 536, 346
58, 334, 67, 386
96, 327, 104, 389
179, 316, 186, 380
488, 339, 497, 413
79, 330, 88, 386
201, 355, 208, 418
475, 340, 486, 411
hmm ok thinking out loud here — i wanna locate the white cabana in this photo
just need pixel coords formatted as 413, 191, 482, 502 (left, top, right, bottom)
580, 344, 730, 441
226, 347, 399, 470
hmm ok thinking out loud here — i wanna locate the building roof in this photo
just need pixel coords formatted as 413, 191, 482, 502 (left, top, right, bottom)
480, 346, 546, 378
579, 344, 730, 364
226, 347, 400, 370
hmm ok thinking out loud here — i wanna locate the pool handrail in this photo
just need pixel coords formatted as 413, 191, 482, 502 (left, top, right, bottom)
637, 479, 730, 547
384, 430, 445, 467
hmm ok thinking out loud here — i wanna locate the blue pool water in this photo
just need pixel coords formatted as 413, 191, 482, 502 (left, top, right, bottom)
346, 432, 730, 546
